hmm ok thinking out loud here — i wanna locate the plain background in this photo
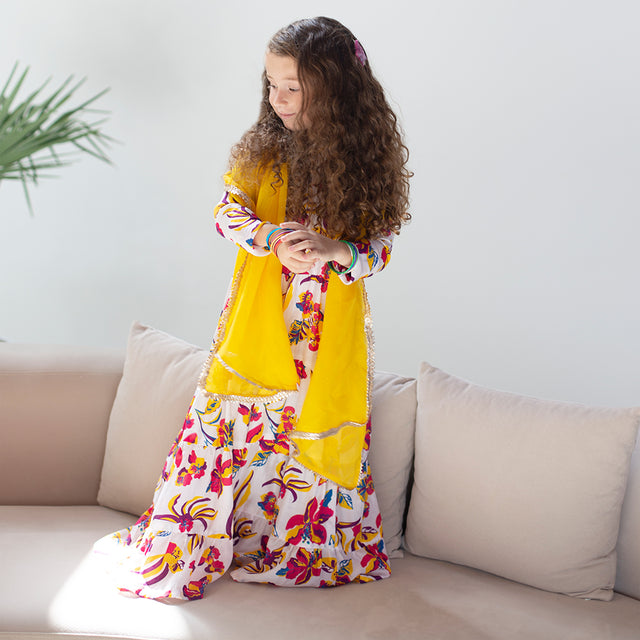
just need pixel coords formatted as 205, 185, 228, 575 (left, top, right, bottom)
1, 0, 639, 407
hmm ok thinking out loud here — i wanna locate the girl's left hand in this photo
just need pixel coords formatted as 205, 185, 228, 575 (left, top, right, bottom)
279, 221, 352, 268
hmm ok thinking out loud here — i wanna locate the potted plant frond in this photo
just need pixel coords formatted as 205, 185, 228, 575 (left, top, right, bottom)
0, 62, 112, 214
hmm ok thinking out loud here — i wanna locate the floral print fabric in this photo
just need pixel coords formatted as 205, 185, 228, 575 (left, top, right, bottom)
95, 192, 393, 600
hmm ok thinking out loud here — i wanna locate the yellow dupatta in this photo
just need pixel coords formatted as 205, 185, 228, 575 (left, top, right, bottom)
202, 164, 372, 489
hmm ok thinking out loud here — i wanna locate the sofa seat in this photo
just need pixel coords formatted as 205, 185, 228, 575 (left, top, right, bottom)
2, 505, 640, 640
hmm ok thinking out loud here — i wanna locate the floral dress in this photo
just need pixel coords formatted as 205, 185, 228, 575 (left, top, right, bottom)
95, 190, 393, 601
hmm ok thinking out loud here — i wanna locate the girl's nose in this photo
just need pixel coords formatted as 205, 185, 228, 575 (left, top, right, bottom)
273, 88, 287, 106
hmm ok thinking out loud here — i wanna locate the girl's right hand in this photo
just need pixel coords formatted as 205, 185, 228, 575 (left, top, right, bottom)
274, 235, 316, 273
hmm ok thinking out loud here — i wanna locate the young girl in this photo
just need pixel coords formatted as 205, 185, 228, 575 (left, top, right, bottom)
98, 16, 411, 601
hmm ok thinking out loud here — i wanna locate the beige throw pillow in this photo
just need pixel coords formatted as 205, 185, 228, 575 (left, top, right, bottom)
405, 362, 640, 601
97, 323, 416, 557
97, 323, 207, 515
616, 434, 640, 599
369, 371, 417, 558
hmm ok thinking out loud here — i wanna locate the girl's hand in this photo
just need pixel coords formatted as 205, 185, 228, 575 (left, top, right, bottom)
274, 235, 317, 273
279, 221, 352, 267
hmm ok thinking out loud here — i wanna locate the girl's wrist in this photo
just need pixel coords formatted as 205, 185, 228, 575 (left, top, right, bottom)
255, 223, 279, 250
333, 239, 354, 267
329, 241, 358, 274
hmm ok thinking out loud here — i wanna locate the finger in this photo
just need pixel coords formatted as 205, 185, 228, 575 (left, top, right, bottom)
280, 231, 315, 245
288, 239, 314, 253
277, 247, 315, 263
279, 221, 307, 230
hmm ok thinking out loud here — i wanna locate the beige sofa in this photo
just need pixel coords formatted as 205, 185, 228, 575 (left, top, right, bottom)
1, 322, 640, 640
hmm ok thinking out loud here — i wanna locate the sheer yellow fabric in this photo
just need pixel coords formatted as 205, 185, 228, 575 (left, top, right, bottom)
204, 164, 370, 489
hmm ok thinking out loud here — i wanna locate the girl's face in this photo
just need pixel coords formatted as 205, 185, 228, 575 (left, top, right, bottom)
265, 51, 307, 130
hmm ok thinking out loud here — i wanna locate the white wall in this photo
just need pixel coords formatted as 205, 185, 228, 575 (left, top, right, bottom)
1, 0, 639, 407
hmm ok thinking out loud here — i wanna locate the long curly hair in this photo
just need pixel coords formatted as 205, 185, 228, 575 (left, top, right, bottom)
229, 16, 412, 242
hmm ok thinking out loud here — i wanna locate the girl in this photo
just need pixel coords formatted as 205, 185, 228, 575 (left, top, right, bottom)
98, 16, 411, 601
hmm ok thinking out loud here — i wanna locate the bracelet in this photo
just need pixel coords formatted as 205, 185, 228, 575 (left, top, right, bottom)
268, 229, 291, 256
264, 227, 280, 250
329, 241, 358, 274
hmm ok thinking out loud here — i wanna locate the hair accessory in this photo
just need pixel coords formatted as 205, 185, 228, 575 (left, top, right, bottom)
353, 39, 367, 66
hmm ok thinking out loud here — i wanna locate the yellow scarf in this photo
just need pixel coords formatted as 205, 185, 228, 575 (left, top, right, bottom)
202, 164, 371, 489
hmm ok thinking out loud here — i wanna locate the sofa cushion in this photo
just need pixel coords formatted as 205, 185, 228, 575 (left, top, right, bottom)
405, 362, 640, 601
97, 322, 416, 557
616, 433, 640, 599
3, 506, 640, 640
368, 371, 417, 557
97, 323, 207, 515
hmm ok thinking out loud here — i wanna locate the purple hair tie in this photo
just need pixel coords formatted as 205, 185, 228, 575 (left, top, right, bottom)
354, 39, 367, 66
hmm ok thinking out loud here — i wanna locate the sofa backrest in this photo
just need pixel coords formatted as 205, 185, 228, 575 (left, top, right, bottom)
0, 343, 124, 506
1, 332, 638, 602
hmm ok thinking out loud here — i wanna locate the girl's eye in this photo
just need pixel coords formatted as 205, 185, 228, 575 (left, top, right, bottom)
289, 87, 300, 93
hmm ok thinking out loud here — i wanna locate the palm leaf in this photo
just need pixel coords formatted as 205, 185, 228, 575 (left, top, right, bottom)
0, 62, 112, 215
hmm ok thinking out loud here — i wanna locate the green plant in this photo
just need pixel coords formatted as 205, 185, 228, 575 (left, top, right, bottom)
0, 62, 112, 214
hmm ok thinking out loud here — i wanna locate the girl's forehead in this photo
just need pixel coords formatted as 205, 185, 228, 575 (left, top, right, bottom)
264, 51, 299, 79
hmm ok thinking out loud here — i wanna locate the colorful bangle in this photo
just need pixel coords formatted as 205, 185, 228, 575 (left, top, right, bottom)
329, 241, 358, 274
264, 227, 279, 250
268, 229, 291, 256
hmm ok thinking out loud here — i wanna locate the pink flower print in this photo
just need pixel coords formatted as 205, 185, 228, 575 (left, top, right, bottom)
380, 244, 390, 267
238, 403, 262, 425
232, 448, 248, 474
212, 418, 232, 448
355, 241, 367, 254
183, 432, 198, 445
207, 453, 233, 496
360, 541, 389, 574
324, 559, 353, 587
134, 506, 153, 530
286, 493, 334, 545
357, 473, 375, 502
296, 291, 314, 315
279, 548, 323, 585
262, 544, 286, 570
309, 322, 322, 351
257, 491, 279, 525
182, 576, 211, 600
198, 545, 226, 574
176, 450, 207, 487
259, 431, 290, 456
294, 359, 307, 380
280, 406, 297, 434
246, 422, 264, 443
139, 535, 154, 554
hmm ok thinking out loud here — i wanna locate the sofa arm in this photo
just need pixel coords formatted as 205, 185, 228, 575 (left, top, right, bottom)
0, 344, 124, 506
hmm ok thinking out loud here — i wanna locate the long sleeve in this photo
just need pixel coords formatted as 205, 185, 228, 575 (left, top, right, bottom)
338, 234, 394, 284
214, 187, 394, 278
213, 190, 270, 256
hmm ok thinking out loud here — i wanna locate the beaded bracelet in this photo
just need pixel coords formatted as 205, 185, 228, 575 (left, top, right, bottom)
329, 241, 358, 275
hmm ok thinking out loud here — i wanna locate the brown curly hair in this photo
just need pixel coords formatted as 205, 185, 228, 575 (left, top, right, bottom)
229, 16, 412, 242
